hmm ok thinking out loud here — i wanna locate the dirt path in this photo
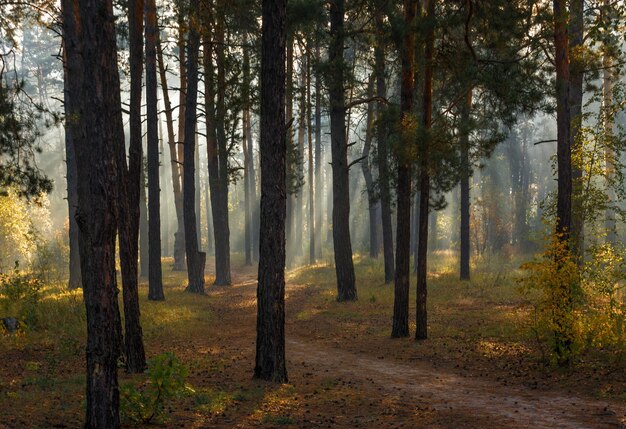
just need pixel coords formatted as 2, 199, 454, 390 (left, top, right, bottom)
212, 274, 626, 428
287, 338, 624, 428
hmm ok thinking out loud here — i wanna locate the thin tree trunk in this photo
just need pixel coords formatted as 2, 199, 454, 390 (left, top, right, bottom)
307, 43, 315, 264
146, 0, 164, 301
295, 44, 306, 258
459, 89, 472, 281
118, 0, 147, 373
139, 160, 149, 276
375, 16, 394, 284
62, 47, 82, 290
392, 0, 416, 338
285, 37, 295, 265
553, 0, 573, 365
569, 0, 584, 260
314, 38, 323, 260
183, 2, 206, 294
361, 74, 378, 259
243, 33, 253, 266
602, 2, 616, 244
255, 0, 288, 383
328, 0, 357, 301
156, 30, 185, 271
416, 0, 435, 341
203, 3, 231, 286
63, 0, 123, 425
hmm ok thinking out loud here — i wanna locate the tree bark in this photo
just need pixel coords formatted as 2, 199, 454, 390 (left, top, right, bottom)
63, 0, 123, 425
118, 0, 146, 373
328, 0, 357, 302
361, 74, 379, 259
569, 0, 584, 260
243, 34, 253, 266
204, 3, 231, 286
392, 0, 417, 339
139, 159, 149, 276
146, 0, 164, 300
375, 16, 394, 284
314, 39, 323, 260
183, 1, 206, 294
307, 44, 315, 265
62, 45, 82, 291
416, 0, 435, 341
553, 0, 573, 365
255, 0, 288, 383
156, 30, 185, 271
459, 89, 472, 281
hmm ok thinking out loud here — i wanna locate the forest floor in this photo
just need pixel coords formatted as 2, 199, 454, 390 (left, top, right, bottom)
1, 253, 626, 428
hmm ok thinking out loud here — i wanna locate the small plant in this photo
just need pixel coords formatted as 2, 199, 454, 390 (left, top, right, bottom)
0, 262, 43, 328
519, 233, 581, 366
120, 352, 193, 424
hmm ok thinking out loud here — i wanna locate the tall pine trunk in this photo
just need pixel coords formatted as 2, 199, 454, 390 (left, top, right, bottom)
62, 48, 82, 291
569, 0, 584, 260
459, 89, 472, 281
243, 34, 253, 266
361, 75, 379, 259
307, 44, 315, 264
314, 40, 323, 260
63, 0, 123, 425
392, 0, 416, 338
328, 0, 357, 301
156, 31, 185, 271
183, 2, 206, 294
375, 16, 394, 284
118, 0, 146, 373
255, 0, 288, 383
553, 0, 573, 365
416, 0, 435, 340
204, 3, 232, 286
146, 0, 164, 300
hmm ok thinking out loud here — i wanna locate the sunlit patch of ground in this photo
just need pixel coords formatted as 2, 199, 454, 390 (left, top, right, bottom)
0, 251, 625, 428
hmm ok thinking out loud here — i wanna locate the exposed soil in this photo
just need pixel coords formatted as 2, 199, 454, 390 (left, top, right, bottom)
1, 262, 625, 428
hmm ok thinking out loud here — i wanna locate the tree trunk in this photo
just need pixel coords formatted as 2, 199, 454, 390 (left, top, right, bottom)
255, 0, 288, 383
307, 44, 315, 265
392, 0, 416, 338
243, 34, 253, 266
295, 46, 306, 258
285, 37, 295, 265
183, 2, 206, 294
416, 0, 435, 341
156, 31, 185, 271
361, 74, 379, 259
375, 16, 394, 284
62, 48, 82, 291
139, 160, 149, 276
63, 0, 123, 425
459, 89, 472, 281
602, 2, 616, 244
553, 0, 573, 365
118, 0, 147, 373
328, 0, 357, 301
314, 39, 323, 260
146, 0, 164, 300
204, 3, 231, 286
569, 0, 584, 261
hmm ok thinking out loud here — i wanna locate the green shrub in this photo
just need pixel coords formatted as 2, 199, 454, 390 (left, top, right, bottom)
120, 352, 193, 424
0, 262, 42, 328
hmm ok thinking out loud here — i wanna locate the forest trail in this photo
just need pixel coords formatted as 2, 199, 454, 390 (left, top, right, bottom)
211, 270, 626, 429
287, 337, 624, 428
